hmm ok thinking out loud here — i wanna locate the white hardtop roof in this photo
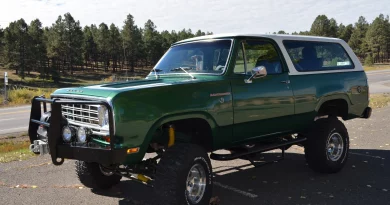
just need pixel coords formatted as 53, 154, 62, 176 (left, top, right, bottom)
175, 33, 343, 44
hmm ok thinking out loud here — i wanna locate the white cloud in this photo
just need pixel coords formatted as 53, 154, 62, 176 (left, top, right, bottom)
0, 0, 389, 34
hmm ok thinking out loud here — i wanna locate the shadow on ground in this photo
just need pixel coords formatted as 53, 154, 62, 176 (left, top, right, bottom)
92, 149, 389, 205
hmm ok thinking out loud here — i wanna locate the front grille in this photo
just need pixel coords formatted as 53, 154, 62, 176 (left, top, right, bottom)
61, 104, 100, 125
52, 96, 110, 136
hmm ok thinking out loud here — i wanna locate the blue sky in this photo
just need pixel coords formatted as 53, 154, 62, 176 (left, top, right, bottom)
0, 0, 389, 34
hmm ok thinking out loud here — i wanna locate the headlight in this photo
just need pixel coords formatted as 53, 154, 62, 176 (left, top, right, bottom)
62, 126, 73, 142
77, 127, 87, 143
98, 106, 109, 127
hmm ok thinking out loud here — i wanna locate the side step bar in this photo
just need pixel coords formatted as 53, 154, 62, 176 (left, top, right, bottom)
210, 137, 307, 161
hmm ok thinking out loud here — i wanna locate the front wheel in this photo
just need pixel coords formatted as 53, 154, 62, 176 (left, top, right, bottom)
154, 143, 213, 205
75, 161, 122, 189
304, 117, 349, 173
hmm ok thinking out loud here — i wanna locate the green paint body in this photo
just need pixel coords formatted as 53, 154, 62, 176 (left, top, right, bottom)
52, 37, 369, 165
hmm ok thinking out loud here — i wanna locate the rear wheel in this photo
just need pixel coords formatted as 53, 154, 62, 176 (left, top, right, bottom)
304, 117, 349, 173
75, 161, 122, 189
154, 143, 213, 205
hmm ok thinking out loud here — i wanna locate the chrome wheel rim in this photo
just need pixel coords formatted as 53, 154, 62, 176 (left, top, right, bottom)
186, 163, 207, 204
326, 133, 344, 161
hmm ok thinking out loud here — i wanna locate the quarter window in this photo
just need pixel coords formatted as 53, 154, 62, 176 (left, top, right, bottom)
233, 44, 245, 74
283, 41, 354, 72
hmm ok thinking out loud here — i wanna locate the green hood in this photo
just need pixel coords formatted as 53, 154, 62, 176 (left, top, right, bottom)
52, 79, 168, 98
51, 75, 218, 98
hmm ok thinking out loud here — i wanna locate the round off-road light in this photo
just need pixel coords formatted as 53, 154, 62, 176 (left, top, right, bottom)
62, 126, 73, 142
77, 127, 87, 143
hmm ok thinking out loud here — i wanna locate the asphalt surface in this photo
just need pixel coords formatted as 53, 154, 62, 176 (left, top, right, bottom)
0, 105, 30, 136
1, 105, 390, 204
0, 69, 390, 136
366, 69, 390, 93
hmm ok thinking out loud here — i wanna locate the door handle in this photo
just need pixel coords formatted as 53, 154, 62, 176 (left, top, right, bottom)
281, 80, 290, 84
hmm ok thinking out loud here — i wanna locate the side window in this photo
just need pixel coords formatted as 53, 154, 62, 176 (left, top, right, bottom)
244, 40, 283, 75
233, 44, 246, 74
283, 40, 354, 72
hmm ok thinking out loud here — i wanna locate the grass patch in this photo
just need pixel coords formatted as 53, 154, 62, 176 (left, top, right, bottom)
364, 64, 390, 71
3, 88, 55, 106
0, 140, 35, 163
369, 93, 390, 109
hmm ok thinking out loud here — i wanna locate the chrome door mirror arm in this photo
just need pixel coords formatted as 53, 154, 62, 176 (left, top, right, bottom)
245, 66, 267, 84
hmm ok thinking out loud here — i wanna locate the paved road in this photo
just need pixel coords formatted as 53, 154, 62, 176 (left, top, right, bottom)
366, 69, 390, 93
0, 69, 389, 136
1, 105, 389, 205
0, 105, 31, 136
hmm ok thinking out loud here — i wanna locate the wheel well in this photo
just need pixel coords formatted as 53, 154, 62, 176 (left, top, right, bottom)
318, 99, 348, 120
160, 118, 213, 151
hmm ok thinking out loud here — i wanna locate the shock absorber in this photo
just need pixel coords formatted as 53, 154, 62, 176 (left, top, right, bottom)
168, 124, 175, 147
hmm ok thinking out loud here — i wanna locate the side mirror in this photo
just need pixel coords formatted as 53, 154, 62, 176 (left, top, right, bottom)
244, 66, 267, 83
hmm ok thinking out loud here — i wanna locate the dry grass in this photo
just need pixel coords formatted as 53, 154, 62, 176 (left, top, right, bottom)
369, 93, 390, 109
364, 64, 390, 71
3, 88, 55, 106
0, 140, 35, 163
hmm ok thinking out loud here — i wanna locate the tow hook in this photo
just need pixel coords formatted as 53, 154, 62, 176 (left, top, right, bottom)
29, 140, 49, 156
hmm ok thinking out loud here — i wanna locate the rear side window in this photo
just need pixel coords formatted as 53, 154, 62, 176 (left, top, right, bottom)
283, 41, 354, 72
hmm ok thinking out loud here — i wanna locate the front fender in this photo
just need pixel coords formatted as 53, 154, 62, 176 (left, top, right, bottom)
143, 111, 218, 145
121, 111, 218, 164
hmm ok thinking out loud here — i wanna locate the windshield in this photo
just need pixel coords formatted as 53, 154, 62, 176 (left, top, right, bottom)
151, 39, 232, 76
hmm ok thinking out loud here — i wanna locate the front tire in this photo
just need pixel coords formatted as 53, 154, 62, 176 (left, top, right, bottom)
75, 161, 122, 189
154, 143, 213, 205
304, 117, 349, 173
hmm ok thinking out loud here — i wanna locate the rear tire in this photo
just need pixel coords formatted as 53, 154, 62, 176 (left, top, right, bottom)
304, 117, 349, 173
75, 161, 122, 189
154, 143, 213, 205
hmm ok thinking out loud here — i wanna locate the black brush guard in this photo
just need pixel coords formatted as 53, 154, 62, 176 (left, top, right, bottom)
28, 96, 127, 166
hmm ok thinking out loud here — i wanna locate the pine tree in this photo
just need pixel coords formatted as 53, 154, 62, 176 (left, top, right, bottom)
122, 14, 143, 71
329, 18, 338, 37
348, 16, 369, 59
28, 19, 46, 77
310, 15, 332, 36
338, 24, 354, 42
96, 23, 110, 72
143, 20, 163, 66
46, 15, 66, 77
0, 27, 4, 64
4, 19, 30, 78
365, 14, 390, 63
82, 25, 97, 70
108, 23, 121, 72
195, 29, 206, 36
63, 13, 83, 74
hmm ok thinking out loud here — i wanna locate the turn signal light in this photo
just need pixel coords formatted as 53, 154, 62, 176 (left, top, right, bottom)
102, 136, 110, 143
127, 147, 140, 154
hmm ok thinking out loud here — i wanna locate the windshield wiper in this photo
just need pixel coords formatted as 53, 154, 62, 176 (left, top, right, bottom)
170, 67, 196, 79
170, 67, 192, 71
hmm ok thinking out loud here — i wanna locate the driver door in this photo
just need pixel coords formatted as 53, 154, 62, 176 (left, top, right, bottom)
231, 39, 295, 144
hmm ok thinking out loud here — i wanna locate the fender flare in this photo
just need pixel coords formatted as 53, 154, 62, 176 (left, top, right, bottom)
315, 94, 351, 115
142, 112, 218, 148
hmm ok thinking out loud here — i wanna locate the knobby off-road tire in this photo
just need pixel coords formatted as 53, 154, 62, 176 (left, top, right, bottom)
304, 117, 349, 173
75, 161, 122, 189
154, 143, 213, 205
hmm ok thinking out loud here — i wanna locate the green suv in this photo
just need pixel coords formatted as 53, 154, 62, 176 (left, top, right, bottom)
28, 34, 371, 205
